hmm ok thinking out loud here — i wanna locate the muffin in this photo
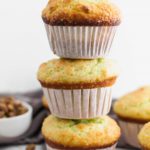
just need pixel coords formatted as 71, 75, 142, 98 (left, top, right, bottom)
138, 122, 150, 150
37, 58, 119, 119
42, 0, 121, 59
42, 115, 121, 150
42, 96, 49, 109
113, 86, 150, 148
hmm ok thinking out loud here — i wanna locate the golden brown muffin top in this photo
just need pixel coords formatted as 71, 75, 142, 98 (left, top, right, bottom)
42, 0, 121, 26
138, 122, 150, 149
37, 58, 119, 89
42, 115, 120, 148
113, 86, 150, 122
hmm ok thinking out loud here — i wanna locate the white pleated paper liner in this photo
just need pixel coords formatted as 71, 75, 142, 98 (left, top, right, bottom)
43, 87, 112, 119
118, 119, 144, 148
44, 25, 117, 59
46, 143, 117, 150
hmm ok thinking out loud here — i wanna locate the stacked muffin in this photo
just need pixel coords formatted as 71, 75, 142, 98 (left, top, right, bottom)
37, 0, 121, 149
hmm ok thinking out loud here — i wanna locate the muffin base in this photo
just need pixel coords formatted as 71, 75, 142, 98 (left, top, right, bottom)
118, 118, 144, 148
44, 25, 117, 59
116, 115, 149, 123
43, 87, 112, 119
42, 16, 121, 26
39, 77, 117, 89
46, 140, 117, 150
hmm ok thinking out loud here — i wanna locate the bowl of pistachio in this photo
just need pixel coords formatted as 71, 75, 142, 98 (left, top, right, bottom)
0, 97, 33, 138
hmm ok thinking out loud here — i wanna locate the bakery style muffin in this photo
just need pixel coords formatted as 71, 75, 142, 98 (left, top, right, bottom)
37, 58, 119, 119
42, 115, 121, 150
42, 0, 121, 59
113, 86, 150, 148
138, 122, 150, 150
42, 0, 121, 26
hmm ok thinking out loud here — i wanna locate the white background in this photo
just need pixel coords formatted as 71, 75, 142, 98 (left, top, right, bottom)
0, 0, 150, 98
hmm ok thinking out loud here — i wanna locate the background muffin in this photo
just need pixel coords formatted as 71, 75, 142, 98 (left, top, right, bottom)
138, 122, 150, 150
42, 115, 121, 150
113, 86, 150, 148
114, 86, 150, 122
42, 0, 121, 59
38, 58, 119, 119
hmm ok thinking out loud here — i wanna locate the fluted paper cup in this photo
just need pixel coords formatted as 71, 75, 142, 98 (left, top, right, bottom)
44, 25, 117, 59
42, 87, 112, 119
46, 143, 117, 150
118, 119, 144, 148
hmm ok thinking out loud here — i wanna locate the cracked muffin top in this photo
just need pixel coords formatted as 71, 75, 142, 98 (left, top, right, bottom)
42, 0, 121, 26
37, 58, 119, 89
114, 86, 150, 122
42, 115, 121, 149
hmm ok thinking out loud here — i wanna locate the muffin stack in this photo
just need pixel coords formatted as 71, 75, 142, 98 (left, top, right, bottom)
37, 0, 121, 149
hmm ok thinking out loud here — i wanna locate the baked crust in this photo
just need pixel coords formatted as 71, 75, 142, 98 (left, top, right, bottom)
39, 77, 117, 89
113, 86, 150, 122
116, 116, 148, 124
46, 139, 117, 149
42, 0, 121, 26
42, 115, 120, 148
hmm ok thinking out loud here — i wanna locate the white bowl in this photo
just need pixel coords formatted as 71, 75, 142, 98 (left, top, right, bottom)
0, 101, 33, 138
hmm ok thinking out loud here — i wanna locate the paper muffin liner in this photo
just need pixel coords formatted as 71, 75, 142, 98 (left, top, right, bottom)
118, 119, 144, 148
42, 87, 112, 119
46, 143, 117, 150
44, 25, 117, 59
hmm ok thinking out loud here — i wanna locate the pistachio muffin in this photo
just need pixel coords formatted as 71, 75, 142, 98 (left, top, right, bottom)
113, 86, 150, 148
37, 58, 119, 119
138, 122, 150, 150
42, 115, 121, 150
114, 86, 150, 122
42, 0, 121, 26
42, 0, 121, 59
38, 58, 119, 89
